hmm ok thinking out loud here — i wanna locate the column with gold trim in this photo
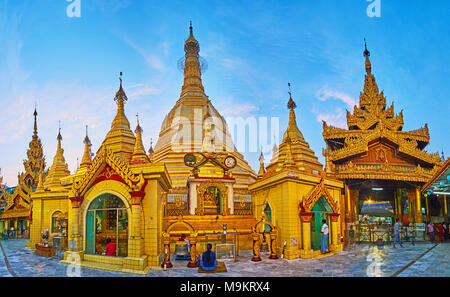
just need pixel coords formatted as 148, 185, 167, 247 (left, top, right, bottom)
299, 212, 313, 259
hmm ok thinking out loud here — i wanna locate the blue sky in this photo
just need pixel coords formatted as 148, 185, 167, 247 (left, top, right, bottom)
0, 0, 449, 185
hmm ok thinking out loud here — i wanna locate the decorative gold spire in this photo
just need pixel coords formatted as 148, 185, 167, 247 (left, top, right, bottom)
112, 72, 130, 130
283, 83, 305, 142
258, 148, 266, 178
43, 124, 70, 189
345, 41, 404, 131
180, 21, 206, 100
364, 38, 371, 74
131, 114, 149, 164
80, 125, 92, 169
102, 72, 136, 162
33, 105, 38, 140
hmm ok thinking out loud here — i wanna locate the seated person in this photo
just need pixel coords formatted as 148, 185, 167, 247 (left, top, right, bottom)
200, 243, 217, 271
105, 238, 116, 256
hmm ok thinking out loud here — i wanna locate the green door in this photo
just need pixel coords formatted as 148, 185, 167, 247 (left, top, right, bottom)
86, 211, 95, 254
310, 196, 332, 251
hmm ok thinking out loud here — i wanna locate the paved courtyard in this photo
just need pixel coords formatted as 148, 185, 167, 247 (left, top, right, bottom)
0, 239, 449, 277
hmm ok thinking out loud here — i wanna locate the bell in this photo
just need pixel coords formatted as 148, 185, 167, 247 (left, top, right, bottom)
174, 244, 190, 260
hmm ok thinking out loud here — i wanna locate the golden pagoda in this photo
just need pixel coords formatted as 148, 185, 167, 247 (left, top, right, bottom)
250, 85, 344, 259
153, 24, 257, 254
322, 42, 442, 234
0, 108, 46, 237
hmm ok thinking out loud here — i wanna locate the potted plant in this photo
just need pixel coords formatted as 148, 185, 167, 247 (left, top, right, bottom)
41, 229, 49, 247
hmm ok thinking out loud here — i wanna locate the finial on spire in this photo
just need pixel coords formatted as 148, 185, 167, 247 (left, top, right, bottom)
363, 38, 372, 74
57, 121, 62, 141
364, 38, 370, 58
119, 72, 123, 87
287, 83, 297, 110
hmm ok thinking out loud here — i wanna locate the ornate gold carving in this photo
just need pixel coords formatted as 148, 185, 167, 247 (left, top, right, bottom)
195, 181, 229, 216
70, 146, 142, 197
300, 179, 339, 214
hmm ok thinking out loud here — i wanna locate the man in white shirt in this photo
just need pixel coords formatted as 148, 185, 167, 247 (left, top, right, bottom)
321, 219, 329, 254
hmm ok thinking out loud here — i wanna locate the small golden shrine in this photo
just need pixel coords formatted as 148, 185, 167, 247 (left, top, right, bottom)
250, 86, 344, 259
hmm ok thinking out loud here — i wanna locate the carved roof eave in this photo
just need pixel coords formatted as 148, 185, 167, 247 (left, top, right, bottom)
70, 145, 145, 197
324, 123, 429, 144
334, 171, 434, 183
324, 125, 438, 165
335, 161, 439, 183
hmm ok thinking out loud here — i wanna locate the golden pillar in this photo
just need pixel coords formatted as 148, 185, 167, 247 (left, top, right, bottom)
407, 189, 415, 223
299, 213, 313, 258
415, 187, 423, 223
161, 232, 173, 268
444, 195, 448, 223
187, 233, 198, 268
397, 189, 403, 221
329, 213, 340, 251
425, 194, 430, 222
344, 184, 352, 223
129, 191, 144, 258
69, 197, 83, 251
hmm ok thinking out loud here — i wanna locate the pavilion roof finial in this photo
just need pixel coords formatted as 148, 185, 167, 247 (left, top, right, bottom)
363, 38, 372, 74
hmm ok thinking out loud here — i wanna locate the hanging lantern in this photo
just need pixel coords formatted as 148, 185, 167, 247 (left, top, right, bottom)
427, 191, 431, 196
440, 181, 445, 187
447, 175, 450, 182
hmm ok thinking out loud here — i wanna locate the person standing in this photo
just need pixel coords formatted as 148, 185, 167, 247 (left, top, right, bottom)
320, 219, 329, 254
437, 223, 444, 243
444, 222, 449, 241
105, 238, 116, 256
428, 221, 435, 243
393, 218, 404, 248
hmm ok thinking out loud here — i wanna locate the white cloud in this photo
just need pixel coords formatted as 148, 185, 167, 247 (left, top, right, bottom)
316, 108, 347, 129
121, 36, 167, 71
316, 88, 357, 108
220, 103, 259, 117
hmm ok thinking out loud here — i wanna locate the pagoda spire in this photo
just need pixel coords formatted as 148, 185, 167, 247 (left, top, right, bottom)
258, 147, 266, 178
80, 125, 92, 169
102, 72, 136, 162
180, 21, 206, 99
364, 38, 371, 74
33, 105, 38, 140
283, 83, 305, 142
131, 113, 149, 164
43, 124, 70, 189
111, 72, 130, 130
